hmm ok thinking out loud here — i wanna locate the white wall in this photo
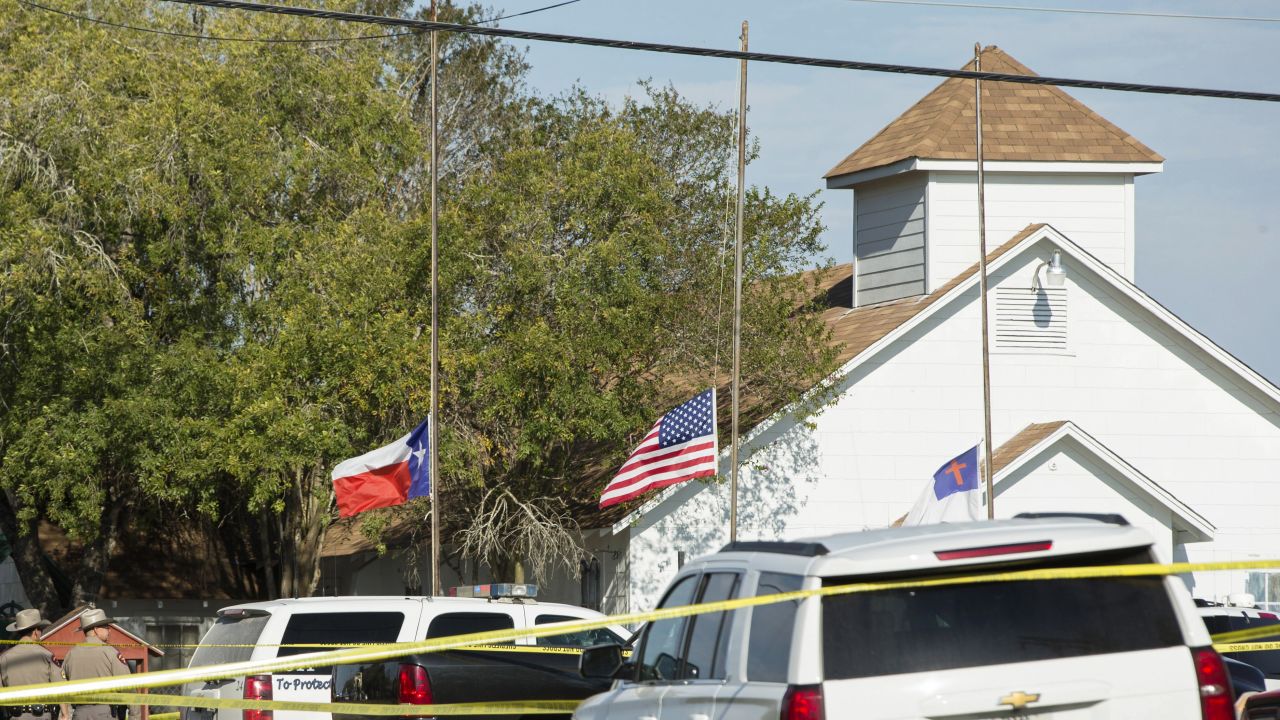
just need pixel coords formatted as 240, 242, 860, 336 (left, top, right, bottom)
625, 237, 1280, 611
927, 172, 1134, 289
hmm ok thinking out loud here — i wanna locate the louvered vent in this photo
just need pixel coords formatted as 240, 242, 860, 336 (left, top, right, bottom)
995, 287, 1067, 351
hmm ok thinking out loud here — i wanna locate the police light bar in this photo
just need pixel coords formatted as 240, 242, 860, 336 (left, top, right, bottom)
447, 583, 538, 599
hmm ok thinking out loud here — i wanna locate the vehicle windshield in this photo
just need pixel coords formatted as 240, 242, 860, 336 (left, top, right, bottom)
823, 559, 1182, 678
189, 613, 270, 667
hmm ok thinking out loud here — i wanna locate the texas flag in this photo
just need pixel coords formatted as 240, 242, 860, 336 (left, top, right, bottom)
903, 444, 983, 525
331, 418, 430, 518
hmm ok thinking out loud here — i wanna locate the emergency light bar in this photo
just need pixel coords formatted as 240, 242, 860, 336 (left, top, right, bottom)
447, 583, 538, 599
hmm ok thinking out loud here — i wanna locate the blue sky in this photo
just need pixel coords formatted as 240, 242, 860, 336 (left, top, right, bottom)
496, 0, 1280, 383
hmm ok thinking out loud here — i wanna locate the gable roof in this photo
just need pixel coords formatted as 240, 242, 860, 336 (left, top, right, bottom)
991, 420, 1214, 541
824, 46, 1163, 181
616, 223, 1280, 530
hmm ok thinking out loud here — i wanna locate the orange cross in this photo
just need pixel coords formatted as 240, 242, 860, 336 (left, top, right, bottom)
945, 459, 968, 486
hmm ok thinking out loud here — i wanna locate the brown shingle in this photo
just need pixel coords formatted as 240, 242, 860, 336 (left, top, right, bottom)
825, 47, 1162, 179
989, 421, 1068, 477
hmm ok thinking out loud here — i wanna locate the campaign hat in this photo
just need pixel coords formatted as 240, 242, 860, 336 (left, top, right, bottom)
6, 608, 50, 633
78, 608, 114, 632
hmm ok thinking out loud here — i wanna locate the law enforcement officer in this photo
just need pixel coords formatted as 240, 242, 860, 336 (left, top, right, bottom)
0, 609, 60, 720
61, 610, 129, 720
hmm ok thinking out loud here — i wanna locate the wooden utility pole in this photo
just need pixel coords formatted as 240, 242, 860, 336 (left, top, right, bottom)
974, 43, 995, 520
729, 21, 748, 543
429, 0, 442, 593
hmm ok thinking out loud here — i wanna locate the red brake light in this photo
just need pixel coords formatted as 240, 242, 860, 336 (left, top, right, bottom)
1191, 647, 1233, 720
397, 663, 433, 705
934, 541, 1053, 561
243, 674, 273, 720
1261, 612, 1278, 620
780, 684, 824, 720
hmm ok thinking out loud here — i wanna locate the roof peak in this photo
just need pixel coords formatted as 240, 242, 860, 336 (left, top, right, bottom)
825, 46, 1162, 181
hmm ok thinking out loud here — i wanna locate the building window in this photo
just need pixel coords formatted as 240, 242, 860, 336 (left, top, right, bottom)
995, 287, 1067, 352
1247, 573, 1280, 611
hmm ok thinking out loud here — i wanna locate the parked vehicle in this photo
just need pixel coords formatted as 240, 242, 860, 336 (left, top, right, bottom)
1227, 656, 1268, 696
576, 513, 1229, 720
1199, 597, 1280, 690
182, 586, 627, 720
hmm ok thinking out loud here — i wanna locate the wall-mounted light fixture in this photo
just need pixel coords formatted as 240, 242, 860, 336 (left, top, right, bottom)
1032, 249, 1067, 291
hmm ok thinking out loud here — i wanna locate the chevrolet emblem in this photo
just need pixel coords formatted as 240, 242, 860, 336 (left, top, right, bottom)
998, 691, 1041, 710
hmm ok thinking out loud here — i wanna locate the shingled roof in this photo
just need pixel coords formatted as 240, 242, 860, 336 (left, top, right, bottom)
825, 46, 1163, 180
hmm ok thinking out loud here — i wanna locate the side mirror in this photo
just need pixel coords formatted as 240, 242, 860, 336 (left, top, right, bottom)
580, 643, 625, 680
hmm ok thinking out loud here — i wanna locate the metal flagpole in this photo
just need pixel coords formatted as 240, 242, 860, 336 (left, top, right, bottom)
974, 43, 995, 520
429, 0, 442, 594
729, 21, 747, 544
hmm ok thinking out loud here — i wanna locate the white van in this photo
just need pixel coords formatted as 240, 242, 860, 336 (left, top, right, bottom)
182, 589, 627, 720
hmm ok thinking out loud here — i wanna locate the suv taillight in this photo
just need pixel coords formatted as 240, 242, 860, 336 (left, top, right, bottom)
243, 674, 273, 720
780, 684, 824, 720
397, 663, 433, 705
1191, 647, 1233, 720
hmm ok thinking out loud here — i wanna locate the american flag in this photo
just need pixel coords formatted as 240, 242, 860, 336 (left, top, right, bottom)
599, 389, 719, 508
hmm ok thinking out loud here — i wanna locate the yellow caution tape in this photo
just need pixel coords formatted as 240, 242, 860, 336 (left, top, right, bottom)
52, 694, 579, 716
149, 713, 179, 720
1209, 623, 1280, 645
1, 557, 1278, 705
1215, 641, 1280, 653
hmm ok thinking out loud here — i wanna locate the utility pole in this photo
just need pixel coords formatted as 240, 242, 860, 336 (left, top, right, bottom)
974, 43, 995, 520
429, 0, 442, 594
729, 21, 747, 543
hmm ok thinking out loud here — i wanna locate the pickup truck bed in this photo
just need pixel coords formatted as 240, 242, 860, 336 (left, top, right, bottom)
332, 647, 610, 718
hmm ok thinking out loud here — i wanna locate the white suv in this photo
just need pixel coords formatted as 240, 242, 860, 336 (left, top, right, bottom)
182, 589, 627, 720
576, 514, 1231, 720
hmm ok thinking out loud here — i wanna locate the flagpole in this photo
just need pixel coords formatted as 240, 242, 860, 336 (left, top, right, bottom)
428, 0, 442, 594
729, 20, 747, 544
974, 43, 995, 520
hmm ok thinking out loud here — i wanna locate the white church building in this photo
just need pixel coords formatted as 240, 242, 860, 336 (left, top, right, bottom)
602, 46, 1280, 614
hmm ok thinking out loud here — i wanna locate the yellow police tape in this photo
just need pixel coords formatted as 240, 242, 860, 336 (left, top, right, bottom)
149, 713, 179, 720
2, 556, 1278, 708
1209, 623, 1280, 645
1216, 641, 1280, 654
70, 694, 580, 716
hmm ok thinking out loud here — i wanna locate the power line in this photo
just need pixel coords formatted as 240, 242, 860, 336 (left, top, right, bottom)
844, 0, 1280, 24
155, 0, 1280, 103
14, 0, 583, 44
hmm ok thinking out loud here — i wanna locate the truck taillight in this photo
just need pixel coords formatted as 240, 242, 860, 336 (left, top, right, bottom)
780, 684, 824, 720
397, 663, 433, 705
243, 674, 273, 720
1191, 647, 1233, 720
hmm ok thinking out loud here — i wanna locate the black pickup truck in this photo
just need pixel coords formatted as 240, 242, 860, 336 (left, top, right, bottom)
331, 632, 629, 718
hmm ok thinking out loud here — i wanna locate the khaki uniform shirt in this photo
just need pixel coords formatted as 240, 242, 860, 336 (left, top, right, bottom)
63, 637, 129, 720
0, 639, 59, 719
0, 638, 60, 687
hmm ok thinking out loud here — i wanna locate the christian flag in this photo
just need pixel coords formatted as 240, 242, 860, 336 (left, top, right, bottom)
332, 418, 430, 518
600, 389, 718, 508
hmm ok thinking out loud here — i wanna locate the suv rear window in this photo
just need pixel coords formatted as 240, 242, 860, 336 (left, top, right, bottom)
823, 576, 1182, 678
426, 612, 515, 641
190, 613, 270, 667
278, 612, 405, 657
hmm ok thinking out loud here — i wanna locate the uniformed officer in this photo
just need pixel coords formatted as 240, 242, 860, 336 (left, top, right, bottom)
61, 609, 129, 720
0, 609, 60, 720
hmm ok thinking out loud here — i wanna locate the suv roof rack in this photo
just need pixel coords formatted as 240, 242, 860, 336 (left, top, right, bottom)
1013, 512, 1130, 526
719, 540, 829, 557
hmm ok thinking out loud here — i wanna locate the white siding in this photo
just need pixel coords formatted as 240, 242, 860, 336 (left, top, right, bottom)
854, 174, 927, 305
927, 172, 1134, 289
625, 238, 1280, 612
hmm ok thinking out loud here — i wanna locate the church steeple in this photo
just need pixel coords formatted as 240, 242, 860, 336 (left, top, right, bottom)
825, 46, 1162, 306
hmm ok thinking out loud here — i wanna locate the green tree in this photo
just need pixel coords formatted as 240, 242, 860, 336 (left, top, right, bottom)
440, 87, 838, 582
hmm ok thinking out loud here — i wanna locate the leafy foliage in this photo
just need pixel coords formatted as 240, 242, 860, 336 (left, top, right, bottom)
0, 0, 837, 603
